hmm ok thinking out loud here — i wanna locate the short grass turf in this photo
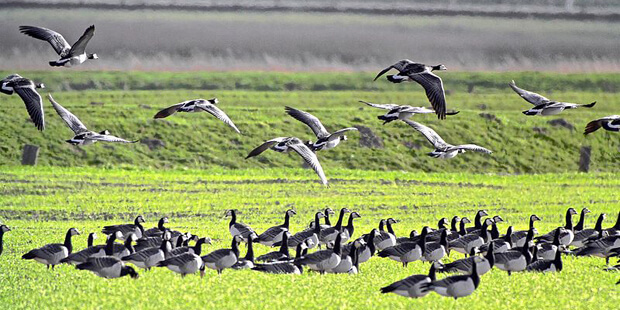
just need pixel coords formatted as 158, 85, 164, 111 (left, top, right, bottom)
0, 167, 618, 309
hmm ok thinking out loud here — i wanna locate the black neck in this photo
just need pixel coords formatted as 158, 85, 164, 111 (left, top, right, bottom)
333, 235, 342, 255
525, 227, 535, 245
313, 214, 322, 234
564, 211, 573, 230
176, 237, 185, 248
134, 218, 144, 235
595, 214, 605, 230
418, 229, 428, 252
324, 211, 332, 226
294, 243, 304, 259
245, 239, 254, 261
193, 239, 205, 255
231, 238, 240, 258
485, 244, 495, 266
346, 215, 355, 234
450, 218, 459, 232
471, 264, 480, 288
160, 241, 170, 252
574, 210, 587, 231
279, 235, 290, 255
229, 211, 236, 228
63, 230, 74, 254
386, 222, 395, 235
522, 246, 533, 264
475, 213, 483, 228
351, 247, 359, 269
490, 222, 500, 239
614, 212, 620, 229
158, 219, 167, 231
379, 221, 385, 231
503, 227, 513, 243
479, 222, 490, 240
0, 232, 4, 255
283, 213, 290, 229
428, 264, 436, 281
438, 220, 447, 229
87, 234, 95, 247
554, 249, 562, 269
529, 216, 536, 229
124, 238, 134, 254
552, 229, 561, 246
105, 235, 116, 256
335, 210, 346, 229
459, 221, 467, 235
366, 232, 376, 255
440, 231, 448, 247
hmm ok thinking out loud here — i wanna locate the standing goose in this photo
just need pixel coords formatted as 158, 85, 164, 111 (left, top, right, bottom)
252, 240, 310, 274
298, 233, 344, 274
449, 219, 492, 256
257, 209, 296, 246
76, 256, 139, 279
489, 216, 505, 239
319, 208, 350, 247
380, 264, 436, 298
423, 261, 480, 300
121, 240, 172, 270
102, 215, 145, 241
277, 212, 325, 249
157, 252, 205, 278
168, 237, 211, 257
466, 210, 490, 234
574, 235, 620, 264
536, 228, 562, 260
19, 25, 98, 67
584, 115, 620, 135
201, 235, 243, 274
359, 100, 459, 124
60, 231, 121, 265
328, 238, 365, 274
154, 98, 240, 133
0, 224, 10, 256
535, 208, 577, 246
396, 230, 419, 244
341, 212, 361, 244
111, 233, 138, 258
143, 217, 169, 238
374, 60, 448, 119
603, 211, 620, 236
285, 106, 357, 151
512, 215, 541, 247
447, 217, 472, 242
378, 227, 429, 267
257, 232, 291, 262
426, 218, 450, 242
0, 74, 45, 130
437, 244, 495, 276
527, 247, 563, 273
357, 229, 380, 263
22, 228, 80, 269
134, 230, 172, 252
375, 219, 398, 251
225, 209, 257, 242
494, 244, 533, 275
48, 94, 137, 145
422, 229, 449, 262
479, 226, 513, 255
509, 80, 595, 116
574, 208, 591, 232
246, 137, 328, 186
403, 120, 492, 159
231, 237, 255, 270
572, 213, 607, 248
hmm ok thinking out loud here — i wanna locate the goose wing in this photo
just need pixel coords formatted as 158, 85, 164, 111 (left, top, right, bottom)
585, 115, 620, 135
246, 137, 288, 159
88, 133, 137, 143
402, 120, 448, 149
197, 102, 241, 133
154, 103, 184, 119
19, 25, 71, 57
258, 226, 286, 242
77, 256, 121, 271
431, 274, 470, 288
452, 144, 493, 154
47, 94, 88, 134
202, 249, 234, 263
288, 140, 328, 186
159, 253, 195, 267
494, 250, 523, 264
358, 100, 400, 111
298, 249, 331, 264
122, 248, 159, 262
285, 106, 329, 139
509, 80, 551, 106
102, 224, 136, 236
327, 127, 358, 142
12, 79, 44, 131
252, 262, 298, 274
68, 25, 95, 56
27, 243, 65, 260
409, 72, 447, 119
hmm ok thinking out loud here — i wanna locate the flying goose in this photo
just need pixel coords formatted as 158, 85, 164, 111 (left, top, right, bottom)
449, 219, 492, 256
403, 120, 492, 159
511, 214, 541, 247
535, 208, 577, 246
328, 238, 365, 274
0, 74, 45, 130
60, 231, 121, 265
121, 240, 172, 270
298, 233, 344, 274
246, 137, 328, 186
319, 208, 350, 247
380, 264, 436, 298
423, 261, 480, 300
374, 219, 398, 251
527, 246, 563, 273
257, 209, 296, 246
202, 235, 243, 274
378, 227, 429, 267
76, 256, 138, 279
231, 236, 255, 270
374, 60, 448, 119
168, 237, 211, 257
252, 240, 311, 274
102, 216, 145, 241
154, 98, 240, 133
0, 224, 10, 256
284, 106, 357, 151
584, 115, 620, 135
509, 80, 595, 116
494, 244, 533, 275
22, 227, 80, 269
359, 100, 459, 124
48, 94, 137, 146
257, 232, 292, 262
19, 25, 98, 67
225, 209, 258, 242
437, 244, 495, 276
572, 213, 607, 248
157, 252, 205, 278
275, 212, 325, 249
603, 212, 620, 236
574, 208, 591, 232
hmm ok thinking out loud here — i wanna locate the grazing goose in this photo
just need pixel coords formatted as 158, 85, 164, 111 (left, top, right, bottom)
574, 208, 591, 232
22, 228, 80, 269
143, 217, 169, 238
0, 224, 10, 256
19, 25, 98, 67
572, 213, 607, 248
285, 106, 357, 151
298, 233, 344, 274
60, 231, 121, 265
424, 262, 480, 300
121, 240, 172, 270
319, 208, 350, 247
374, 60, 448, 119
225, 209, 257, 242
246, 137, 328, 186
168, 237, 211, 257
0, 74, 45, 130
357, 229, 380, 263
465, 210, 489, 234
154, 98, 240, 133
202, 235, 243, 274
422, 229, 449, 262
328, 239, 365, 274
76, 256, 138, 279
574, 235, 620, 264
48, 94, 137, 145
584, 115, 620, 135
536, 228, 562, 260
603, 212, 620, 236
341, 212, 361, 244
252, 240, 310, 275
509, 80, 595, 116
257, 232, 291, 262
449, 219, 492, 256
494, 244, 533, 275
257, 209, 296, 246
231, 237, 255, 270
380, 264, 436, 298
375, 219, 398, 251
378, 227, 429, 267
157, 252, 205, 278
437, 245, 495, 276
479, 226, 513, 255
403, 120, 492, 159
277, 212, 325, 249
511, 214, 541, 247
102, 215, 145, 241
535, 208, 577, 246
527, 247, 563, 272
359, 100, 459, 124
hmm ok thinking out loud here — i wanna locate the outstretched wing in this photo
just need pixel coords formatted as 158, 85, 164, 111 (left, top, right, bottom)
154, 103, 184, 119
19, 25, 71, 57
509, 80, 551, 106
285, 106, 329, 139
288, 140, 328, 186
12, 80, 44, 131
358, 100, 399, 111
198, 103, 241, 133
47, 94, 88, 134
409, 72, 447, 119
402, 120, 448, 149
453, 144, 493, 154
246, 137, 288, 159
585, 115, 620, 135
69, 25, 95, 56
89, 133, 137, 143
327, 127, 358, 142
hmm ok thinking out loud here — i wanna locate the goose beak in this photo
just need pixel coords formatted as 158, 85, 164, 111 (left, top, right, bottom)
374, 65, 394, 81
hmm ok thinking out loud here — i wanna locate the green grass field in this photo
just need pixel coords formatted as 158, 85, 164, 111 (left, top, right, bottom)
0, 167, 619, 309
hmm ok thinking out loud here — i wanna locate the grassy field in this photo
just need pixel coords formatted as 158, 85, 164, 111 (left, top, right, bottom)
0, 167, 619, 309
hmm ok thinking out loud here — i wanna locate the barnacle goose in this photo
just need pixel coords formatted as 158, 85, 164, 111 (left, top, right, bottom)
448, 219, 492, 256
22, 228, 80, 269
0, 224, 10, 256
157, 252, 205, 278
378, 227, 429, 267
423, 261, 480, 299
584, 116, 620, 135
232, 236, 255, 270
512, 214, 541, 247
574, 208, 591, 232
572, 213, 607, 248
298, 233, 345, 274
257, 232, 292, 262
121, 240, 172, 270
285, 106, 357, 151
509, 80, 595, 116
257, 209, 296, 246
319, 208, 350, 247
60, 231, 121, 265
380, 264, 436, 298
0, 74, 45, 130
19, 25, 98, 67
202, 235, 243, 274
154, 98, 241, 133
374, 219, 398, 250
76, 256, 139, 279
275, 212, 325, 249
225, 209, 258, 242
168, 237, 211, 257
252, 239, 311, 275
527, 246, 562, 273
535, 208, 577, 246
437, 244, 495, 275
494, 244, 533, 275
403, 120, 492, 159
359, 100, 459, 125
101, 216, 145, 241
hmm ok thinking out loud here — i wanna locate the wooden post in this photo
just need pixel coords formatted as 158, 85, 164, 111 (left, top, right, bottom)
21, 145, 39, 166
579, 146, 591, 172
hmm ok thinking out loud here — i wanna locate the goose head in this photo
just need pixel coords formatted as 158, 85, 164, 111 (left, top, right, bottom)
124, 266, 139, 279
477, 210, 489, 217
531, 214, 542, 222
36, 83, 45, 89
160, 217, 170, 224
438, 217, 449, 228
386, 218, 399, 225
340, 135, 348, 141
350, 212, 361, 220
567, 208, 578, 216
316, 212, 326, 219
431, 64, 447, 71
88, 53, 98, 60
582, 208, 592, 214
135, 215, 146, 224
200, 237, 213, 245
353, 238, 366, 249
409, 229, 418, 238
208, 98, 218, 105
225, 209, 237, 217
493, 216, 505, 224
0, 225, 10, 233
286, 209, 297, 217
99, 130, 110, 136
461, 217, 472, 225
69, 227, 81, 236
324, 208, 335, 216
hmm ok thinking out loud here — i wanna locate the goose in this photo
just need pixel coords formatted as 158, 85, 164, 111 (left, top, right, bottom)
489, 216, 505, 239
134, 230, 172, 252
572, 213, 606, 248
60, 231, 121, 265
424, 261, 480, 300
225, 209, 257, 242
574, 208, 591, 232
375, 219, 398, 250
143, 217, 169, 237
257, 232, 291, 262
380, 264, 436, 298
426, 217, 450, 242
535, 208, 577, 246
298, 233, 344, 274
396, 230, 419, 244
285, 106, 357, 151
157, 252, 205, 278
536, 228, 562, 260
328, 239, 365, 274
22, 227, 80, 269
102, 215, 145, 241
464, 210, 489, 234
574, 235, 620, 264
341, 212, 361, 244
479, 226, 513, 255
374, 60, 448, 119
309, 208, 336, 230
276, 212, 325, 249
359, 100, 459, 125
584, 115, 620, 135
168, 237, 211, 257
509, 80, 595, 116
48, 94, 137, 145
0, 224, 10, 256
446, 217, 472, 242
19, 25, 98, 67
202, 235, 243, 274
422, 229, 449, 262
348, 245, 362, 274
378, 227, 429, 267
403, 120, 492, 159
121, 240, 172, 270
76, 256, 138, 279
154, 98, 240, 133
437, 244, 495, 276
494, 244, 533, 275
257, 209, 296, 246
111, 233, 138, 258
527, 247, 562, 272
252, 240, 310, 274
246, 137, 328, 186
603, 211, 620, 236
0, 74, 45, 130
449, 219, 492, 256
357, 229, 380, 263
319, 208, 350, 247
511, 214, 541, 247
231, 237, 255, 270
85, 232, 97, 247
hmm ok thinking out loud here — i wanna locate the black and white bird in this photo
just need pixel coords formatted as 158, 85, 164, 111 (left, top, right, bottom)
297, 233, 344, 274
0, 224, 10, 256
257, 209, 296, 246
319, 208, 350, 247
574, 208, 591, 232
60, 231, 121, 265
494, 244, 533, 275
535, 208, 577, 246
604, 212, 620, 236
378, 227, 429, 267
403, 120, 492, 159
256, 232, 292, 262
359, 100, 459, 124
328, 238, 365, 274
76, 256, 139, 279
157, 252, 205, 278
276, 212, 324, 249
536, 228, 562, 261
423, 261, 480, 300
584, 115, 620, 135
154, 98, 240, 133
22, 227, 80, 269
121, 240, 172, 270
101, 215, 145, 241
527, 246, 563, 273
20, 25, 97, 67
422, 229, 450, 262
449, 219, 492, 256
574, 235, 620, 264
380, 264, 436, 298
437, 244, 495, 276
252, 240, 311, 275
374, 218, 398, 251
512, 214, 541, 247
225, 209, 258, 242
357, 229, 380, 263
0, 74, 45, 130
465, 210, 489, 234
168, 237, 211, 257
231, 236, 255, 270
48, 94, 137, 145
143, 217, 170, 238
201, 235, 243, 274
509, 80, 595, 116
246, 137, 328, 186
374, 60, 448, 119
571, 213, 607, 248
285, 106, 357, 151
